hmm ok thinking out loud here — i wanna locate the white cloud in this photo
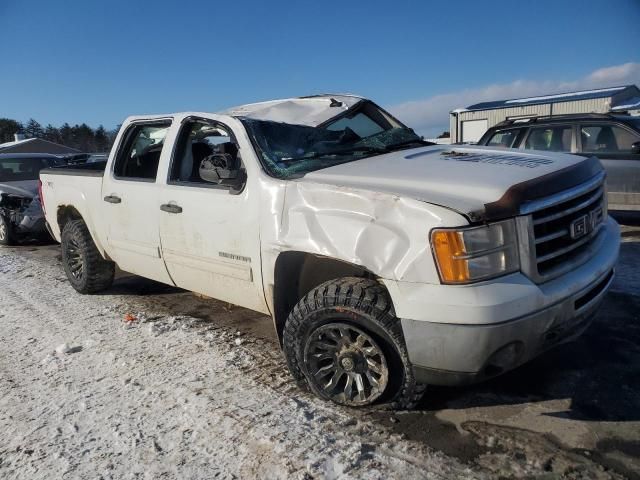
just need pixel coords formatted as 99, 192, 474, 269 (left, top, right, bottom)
388, 62, 640, 137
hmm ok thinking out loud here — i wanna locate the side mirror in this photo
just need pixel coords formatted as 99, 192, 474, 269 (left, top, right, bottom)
199, 153, 246, 190
631, 141, 640, 155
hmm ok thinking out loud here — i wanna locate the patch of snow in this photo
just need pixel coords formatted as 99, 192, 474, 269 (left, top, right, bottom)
0, 251, 474, 479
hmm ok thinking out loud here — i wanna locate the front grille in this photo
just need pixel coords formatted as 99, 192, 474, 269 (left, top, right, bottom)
518, 172, 606, 283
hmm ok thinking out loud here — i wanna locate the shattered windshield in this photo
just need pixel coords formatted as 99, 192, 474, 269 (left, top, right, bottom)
241, 101, 429, 178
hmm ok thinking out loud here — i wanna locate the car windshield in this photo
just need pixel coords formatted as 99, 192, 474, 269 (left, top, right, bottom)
0, 157, 59, 182
241, 102, 428, 178
624, 117, 640, 132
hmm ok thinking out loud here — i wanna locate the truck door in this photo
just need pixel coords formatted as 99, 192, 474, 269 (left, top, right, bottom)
100, 120, 174, 284
157, 118, 268, 313
579, 123, 640, 210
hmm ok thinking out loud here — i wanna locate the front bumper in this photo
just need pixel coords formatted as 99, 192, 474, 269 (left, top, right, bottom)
390, 217, 620, 386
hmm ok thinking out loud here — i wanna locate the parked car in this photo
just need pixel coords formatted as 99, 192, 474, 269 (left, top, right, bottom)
0, 153, 68, 245
40, 95, 619, 408
478, 113, 640, 211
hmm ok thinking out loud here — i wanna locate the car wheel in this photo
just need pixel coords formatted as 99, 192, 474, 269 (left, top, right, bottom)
61, 219, 115, 294
283, 277, 425, 409
0, 215, 15, 246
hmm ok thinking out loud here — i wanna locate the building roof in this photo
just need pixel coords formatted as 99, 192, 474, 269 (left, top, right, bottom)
0, 137, 81, 154
0, 137, 39, 150
610, 95, 640, 112
460, 85, 639, 112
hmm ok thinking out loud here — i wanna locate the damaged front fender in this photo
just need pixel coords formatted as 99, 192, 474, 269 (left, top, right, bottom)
264, 181, 469, 285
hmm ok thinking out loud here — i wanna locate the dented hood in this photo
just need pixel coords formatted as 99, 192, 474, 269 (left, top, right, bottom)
302, 145, 603, 221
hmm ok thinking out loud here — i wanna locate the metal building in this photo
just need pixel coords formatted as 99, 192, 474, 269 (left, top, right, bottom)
450, 84, 640, 144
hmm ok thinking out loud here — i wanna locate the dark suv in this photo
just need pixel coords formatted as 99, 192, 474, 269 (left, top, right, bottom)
478, 114, 640, 211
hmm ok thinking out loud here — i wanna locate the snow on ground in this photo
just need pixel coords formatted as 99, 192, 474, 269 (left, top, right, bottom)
0, 251, 478, 480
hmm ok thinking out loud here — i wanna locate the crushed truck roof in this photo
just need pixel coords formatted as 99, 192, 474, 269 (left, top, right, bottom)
220, 94, 364, 126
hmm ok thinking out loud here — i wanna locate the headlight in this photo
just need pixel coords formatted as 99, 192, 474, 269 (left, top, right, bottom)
431, 219, 519, 284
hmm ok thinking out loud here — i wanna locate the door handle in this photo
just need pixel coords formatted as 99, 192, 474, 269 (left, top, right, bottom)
160, 203, 183, 214
104, 195, 121, 204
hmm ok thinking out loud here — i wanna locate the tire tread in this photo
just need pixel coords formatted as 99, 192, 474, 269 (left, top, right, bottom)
283, 276, 425, 409
61, 220, 115, 294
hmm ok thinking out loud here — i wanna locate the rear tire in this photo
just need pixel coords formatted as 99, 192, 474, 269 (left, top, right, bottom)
0, 215, 15, 246
283, 277, 425, 409
61, 219, 115, 293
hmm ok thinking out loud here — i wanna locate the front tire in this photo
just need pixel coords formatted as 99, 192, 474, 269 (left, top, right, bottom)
61, 219, 115, 293
283, 277, 425, 409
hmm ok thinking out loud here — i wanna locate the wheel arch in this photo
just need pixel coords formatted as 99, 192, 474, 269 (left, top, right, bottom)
56, 205, 109, 258
271, 251, 392, 344
57, 205, 83, 231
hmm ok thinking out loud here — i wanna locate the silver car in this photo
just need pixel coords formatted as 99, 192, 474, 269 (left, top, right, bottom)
0, 153, 66, 245
478, 114, 640, 211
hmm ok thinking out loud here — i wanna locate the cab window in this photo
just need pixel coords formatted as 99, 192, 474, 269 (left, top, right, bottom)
325, 113, 386, 138
524, 126, 572, 152
169, 121, 238, 184
113, 122, 171, 180
486, 129, 521, 148
580, 124, 640, 154
322, 101, 402, 138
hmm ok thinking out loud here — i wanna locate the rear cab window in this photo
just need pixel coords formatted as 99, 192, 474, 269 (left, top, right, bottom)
113, 122, 171, 181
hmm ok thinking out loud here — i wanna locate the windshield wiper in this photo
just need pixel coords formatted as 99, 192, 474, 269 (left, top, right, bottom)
279, 145, 387, 164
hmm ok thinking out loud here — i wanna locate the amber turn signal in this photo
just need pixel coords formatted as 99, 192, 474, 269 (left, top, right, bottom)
431, 230, 470, 283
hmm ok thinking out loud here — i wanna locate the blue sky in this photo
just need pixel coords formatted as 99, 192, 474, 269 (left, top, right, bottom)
0, 0, 639, 136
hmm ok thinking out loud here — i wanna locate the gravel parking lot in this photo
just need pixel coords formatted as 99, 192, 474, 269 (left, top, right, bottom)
1, 217, 638, 479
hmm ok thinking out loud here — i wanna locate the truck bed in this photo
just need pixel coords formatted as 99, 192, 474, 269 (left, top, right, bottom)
39, 163, 107, 245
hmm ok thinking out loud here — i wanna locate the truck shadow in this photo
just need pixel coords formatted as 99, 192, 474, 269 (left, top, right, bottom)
611, 210, 640, 227
95, 270, 185, 296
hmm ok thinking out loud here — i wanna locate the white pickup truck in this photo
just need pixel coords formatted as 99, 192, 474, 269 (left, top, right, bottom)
40, 95, 620, 408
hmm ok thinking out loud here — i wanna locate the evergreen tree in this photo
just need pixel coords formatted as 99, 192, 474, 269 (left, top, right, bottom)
0, 117, 118, 152
94, 125, 109, 153
43, 124, 62, 144
0, 118, 24, 143
75, 123, 95, 151
59, 123, 73, 147
24, 118, 44, 138
107, 125, 121, 150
